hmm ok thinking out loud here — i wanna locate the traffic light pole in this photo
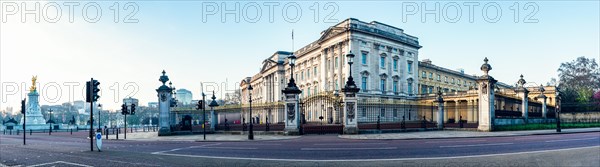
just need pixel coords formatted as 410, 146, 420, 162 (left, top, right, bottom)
22, 98, 26, 145
89, 78, 94, 152
124, 114, 127, 139
202, 93, 206, 141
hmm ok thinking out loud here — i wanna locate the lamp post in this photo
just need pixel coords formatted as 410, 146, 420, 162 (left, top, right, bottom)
556, 90, 561, 132
282, 54, 302, 135
248, 84, 254, 140
202, 92, 206, 140
98, 104, 102, 130
341, 51, 360, 134
48, 109, 54, 134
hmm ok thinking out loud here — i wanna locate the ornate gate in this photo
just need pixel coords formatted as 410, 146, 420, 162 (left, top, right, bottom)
299, 92, 344, 134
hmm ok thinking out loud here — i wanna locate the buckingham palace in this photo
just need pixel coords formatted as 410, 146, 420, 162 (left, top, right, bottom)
236, 18, 557, 130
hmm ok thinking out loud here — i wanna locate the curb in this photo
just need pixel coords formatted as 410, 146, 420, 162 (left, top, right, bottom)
338, 129, 600, 141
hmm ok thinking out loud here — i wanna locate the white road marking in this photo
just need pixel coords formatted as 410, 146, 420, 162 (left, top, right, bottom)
301, 147, 397, 151
152, 145, 600, 162
439, 142, 514, 148
544, 137, 599, 143
28, 161, 92, 167
202, 147, 257, 150
314, 142, 387, 146
425, 140, 486, 143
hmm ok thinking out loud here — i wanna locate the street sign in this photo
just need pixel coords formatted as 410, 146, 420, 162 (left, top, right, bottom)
96, 132, 102, 151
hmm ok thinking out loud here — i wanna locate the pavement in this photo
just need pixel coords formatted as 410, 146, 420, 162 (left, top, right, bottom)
339, 127, 600, 140
107, 132, 300, 142
1, 130, 599, 166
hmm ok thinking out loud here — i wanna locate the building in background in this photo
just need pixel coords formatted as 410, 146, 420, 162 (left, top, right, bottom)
176, 89, 193, 106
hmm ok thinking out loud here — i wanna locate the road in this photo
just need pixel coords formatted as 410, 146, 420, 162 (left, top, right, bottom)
1, 131, 599, 166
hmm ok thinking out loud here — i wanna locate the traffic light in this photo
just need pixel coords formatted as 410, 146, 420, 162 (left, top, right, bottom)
196, 100, 204, 110
121, 103, 128, 115
130, 103, 136, 115
86, 81, 92, 102
92, 80, 100, 102
21, 99, 26, 114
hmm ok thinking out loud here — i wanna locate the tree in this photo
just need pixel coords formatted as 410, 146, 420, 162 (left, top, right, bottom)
557, 56, 600, 103
223, 89, 242, 105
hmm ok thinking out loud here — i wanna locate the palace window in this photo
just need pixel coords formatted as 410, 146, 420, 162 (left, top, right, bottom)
335, 79, 339, 90
421, 86, 427, 94
429, 72, 433, 79
393, 58, 398, 71
301, 71, 304, 81
307, 69, 310, 78
380, 108, 386, 117
444, 76, 448, 82
380, 56, 385, 68
314, 67, 317, 76
307, 87, 311, 96
393, 109, 398, 118
428, 86, 433, 93
457, 79, 461, 86
361, 77, 368, 92
407, 61, 413, 73
314, 86, 318, 94
437, 74, 441, 81
335, 57, 339, 69
408, 82, 413, 95
361, 52, 368, 65
393, 81, 398, 93
422, 71, 426, 78
451, 78, 455, 84
380, 79, 386, 92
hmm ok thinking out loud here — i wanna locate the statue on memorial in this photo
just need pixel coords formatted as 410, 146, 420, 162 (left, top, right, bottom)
30, 76, 37, 92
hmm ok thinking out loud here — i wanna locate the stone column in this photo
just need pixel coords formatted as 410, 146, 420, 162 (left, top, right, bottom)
455, 100, 460, 123
157, 70, 173, 136
343, 92, 359, 134
210, 109, 217, 132
516, 74, 529, 123
283, 93, 300, 135
521, 91, 529, 123
537, 85, 548, 120
436, 90, 444, 129
477, 58, 497, 132
443, 101, 448, 122
467, 100, 474, 123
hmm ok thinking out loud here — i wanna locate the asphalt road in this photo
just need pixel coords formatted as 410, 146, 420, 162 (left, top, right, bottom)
0, 131, 599, 167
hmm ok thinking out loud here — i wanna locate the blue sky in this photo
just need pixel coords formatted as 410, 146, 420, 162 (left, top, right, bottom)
1, 1, 598, 111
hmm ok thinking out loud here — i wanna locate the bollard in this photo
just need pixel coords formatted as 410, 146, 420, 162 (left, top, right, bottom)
30, 129, 33, 136
70, 128, 73, 135
105, 129, 108, 140
3, 129, 5, 135
10, 130, 12, 135
116, 128, 119, 140
377, 116, 381, 130
459, 116, 464, 128
422, 116, 426, 129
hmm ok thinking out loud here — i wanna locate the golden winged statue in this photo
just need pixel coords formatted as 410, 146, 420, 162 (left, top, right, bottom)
30, 76, 37, 92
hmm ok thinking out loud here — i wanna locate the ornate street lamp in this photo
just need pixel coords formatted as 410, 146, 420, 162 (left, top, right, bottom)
342, 52, 359, 93
282, 54, 302, 135
248, 84, 254, 140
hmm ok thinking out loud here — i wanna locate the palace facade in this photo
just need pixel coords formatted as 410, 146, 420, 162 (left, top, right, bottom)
238, 18, 556, 125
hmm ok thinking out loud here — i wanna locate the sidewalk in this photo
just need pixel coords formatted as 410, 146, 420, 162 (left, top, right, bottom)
339, 127, 600, 140
106, 132, 300, 142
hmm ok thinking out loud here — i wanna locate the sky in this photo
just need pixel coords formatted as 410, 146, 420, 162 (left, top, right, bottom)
1, 0, 599, 112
